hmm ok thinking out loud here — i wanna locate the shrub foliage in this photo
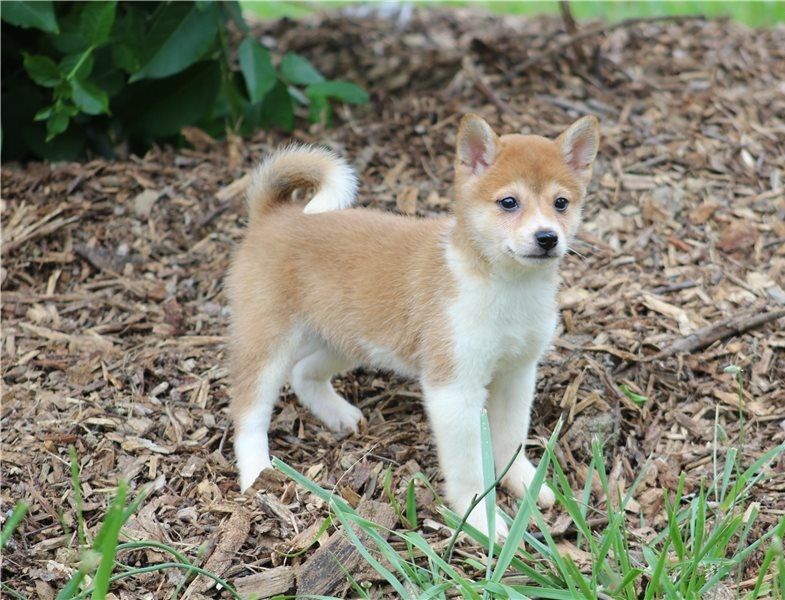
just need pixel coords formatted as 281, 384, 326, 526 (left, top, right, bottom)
1, 0, 368, 161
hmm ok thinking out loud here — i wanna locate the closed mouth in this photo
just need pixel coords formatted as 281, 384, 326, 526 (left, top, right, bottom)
507, 249, 557, 261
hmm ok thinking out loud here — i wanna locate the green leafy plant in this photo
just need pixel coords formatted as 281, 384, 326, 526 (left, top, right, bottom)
1, 0, 368, 161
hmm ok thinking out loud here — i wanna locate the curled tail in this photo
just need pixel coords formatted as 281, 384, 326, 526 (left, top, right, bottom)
246, 144, 357, 221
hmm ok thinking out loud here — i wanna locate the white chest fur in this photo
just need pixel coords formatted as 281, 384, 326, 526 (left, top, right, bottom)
446, 247, 559, 386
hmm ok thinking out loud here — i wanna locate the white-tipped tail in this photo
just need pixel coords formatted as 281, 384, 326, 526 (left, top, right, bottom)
246, 144, 357, 221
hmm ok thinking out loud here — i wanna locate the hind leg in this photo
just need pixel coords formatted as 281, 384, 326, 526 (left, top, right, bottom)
231, 331, 302, 491
290, 342, 361, 433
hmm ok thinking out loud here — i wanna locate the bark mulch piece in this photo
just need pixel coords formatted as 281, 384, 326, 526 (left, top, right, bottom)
2, 8, 784, 598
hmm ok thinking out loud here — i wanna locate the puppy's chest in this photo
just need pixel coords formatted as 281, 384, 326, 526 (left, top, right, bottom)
450, 278, 558, 370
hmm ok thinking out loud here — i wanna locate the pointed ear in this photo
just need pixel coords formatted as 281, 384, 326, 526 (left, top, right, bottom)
557, 116, 599, 181
456, 114, 499, 176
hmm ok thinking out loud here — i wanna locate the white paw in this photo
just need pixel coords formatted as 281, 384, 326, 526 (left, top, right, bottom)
503, 456, 557, 509
465, 505, 509, 541
321, 400, 362, 433
235, 428, 272, 492
535, 482, 556, 509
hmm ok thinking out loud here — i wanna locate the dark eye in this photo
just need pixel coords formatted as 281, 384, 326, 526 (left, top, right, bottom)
554, 197, 569, 212
498, 196, 519, 211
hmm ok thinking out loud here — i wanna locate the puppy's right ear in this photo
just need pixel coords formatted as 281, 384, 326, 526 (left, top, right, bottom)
456, 114, 498, 176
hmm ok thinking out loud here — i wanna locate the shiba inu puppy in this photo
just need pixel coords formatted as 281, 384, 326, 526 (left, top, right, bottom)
227, 113, 599, 537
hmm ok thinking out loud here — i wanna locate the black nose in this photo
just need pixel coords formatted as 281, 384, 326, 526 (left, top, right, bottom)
535, 230, 559, 251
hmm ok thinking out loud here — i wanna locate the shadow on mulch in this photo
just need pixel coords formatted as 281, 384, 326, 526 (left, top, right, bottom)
2, 7, 784, 599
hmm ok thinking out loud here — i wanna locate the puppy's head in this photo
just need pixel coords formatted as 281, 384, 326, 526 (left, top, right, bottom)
454, 114, 599, 269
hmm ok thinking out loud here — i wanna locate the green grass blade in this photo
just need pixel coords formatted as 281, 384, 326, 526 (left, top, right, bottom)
491, 420, 562, 583
439, 506, 562, 588
560, 554, 594, 599
550, 457, 594, 550
400, 531, 477, 597
721, 444, 785, 511
735, 502, 759, 569
526, 501, 584, 597
382, 465, 406, 527
419, 582, 454, 599
115, 540, 195, 598
0, 502, 28, 550
665, 487, 686, 561
719, 447, 738, 506
642, 540, 670, 600
92, 480, 128, 599
479, 580, 531, 599
510, 587, 580, 600
273, 457, 352, 512
480, 409, 496, 578
69, 446, 87, 549
0, 582, 30, 600
69, 562, 242, 600
275, 516, 334, 558
405, 478, 418, 529
614, 567, 643, 595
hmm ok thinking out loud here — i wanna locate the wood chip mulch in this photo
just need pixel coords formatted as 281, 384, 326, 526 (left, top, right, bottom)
2, 8, 784, 598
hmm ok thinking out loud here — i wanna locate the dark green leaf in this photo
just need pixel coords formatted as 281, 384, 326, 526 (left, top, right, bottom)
308, 93, 331, 125
1, 0, 58, 33
260, 80, 294, 131
80, 1, 116, 46
123, 61, 221, 139
306, 80, 369, 104
60, 52, 94, 81
238, 38, 276, 104
129, 3, 221, 82
111, 5, 146, 73
71, 79, 109, 115
46, 110, 69, 141
50, 7, 89, 55
288, 86, 308, 105
89, 47, 125, 98
34, 106, 54, 121
23, 54, 61, 87
279, 52, 324, 85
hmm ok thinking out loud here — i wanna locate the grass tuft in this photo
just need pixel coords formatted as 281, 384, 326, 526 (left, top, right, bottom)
3, 447, 242, 600
275, 401, 784, 599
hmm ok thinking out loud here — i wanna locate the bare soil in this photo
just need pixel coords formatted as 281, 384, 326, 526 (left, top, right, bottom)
2, 8, 784, 599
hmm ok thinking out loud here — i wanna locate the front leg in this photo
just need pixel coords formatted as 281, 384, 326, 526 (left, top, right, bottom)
487, 361, 555, 508
422, 380, 509, 539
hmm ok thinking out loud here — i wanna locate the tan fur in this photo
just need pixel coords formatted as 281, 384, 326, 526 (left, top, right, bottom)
227, 206, 458, 421
246, 145, 354, 221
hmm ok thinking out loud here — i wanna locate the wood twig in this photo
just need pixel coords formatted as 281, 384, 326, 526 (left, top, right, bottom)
559, 1, 587, 65
654, 308, 785, 359
296, 500, 397, 597
464, 57, 518, 117
513, 14, 705, 76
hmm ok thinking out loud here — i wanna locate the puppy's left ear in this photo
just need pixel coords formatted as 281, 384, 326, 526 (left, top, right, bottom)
456, 113, 499, 176
557, 116, 599, 182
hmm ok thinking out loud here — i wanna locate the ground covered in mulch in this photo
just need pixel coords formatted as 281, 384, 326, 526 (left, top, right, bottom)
2, 7, 785, 599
